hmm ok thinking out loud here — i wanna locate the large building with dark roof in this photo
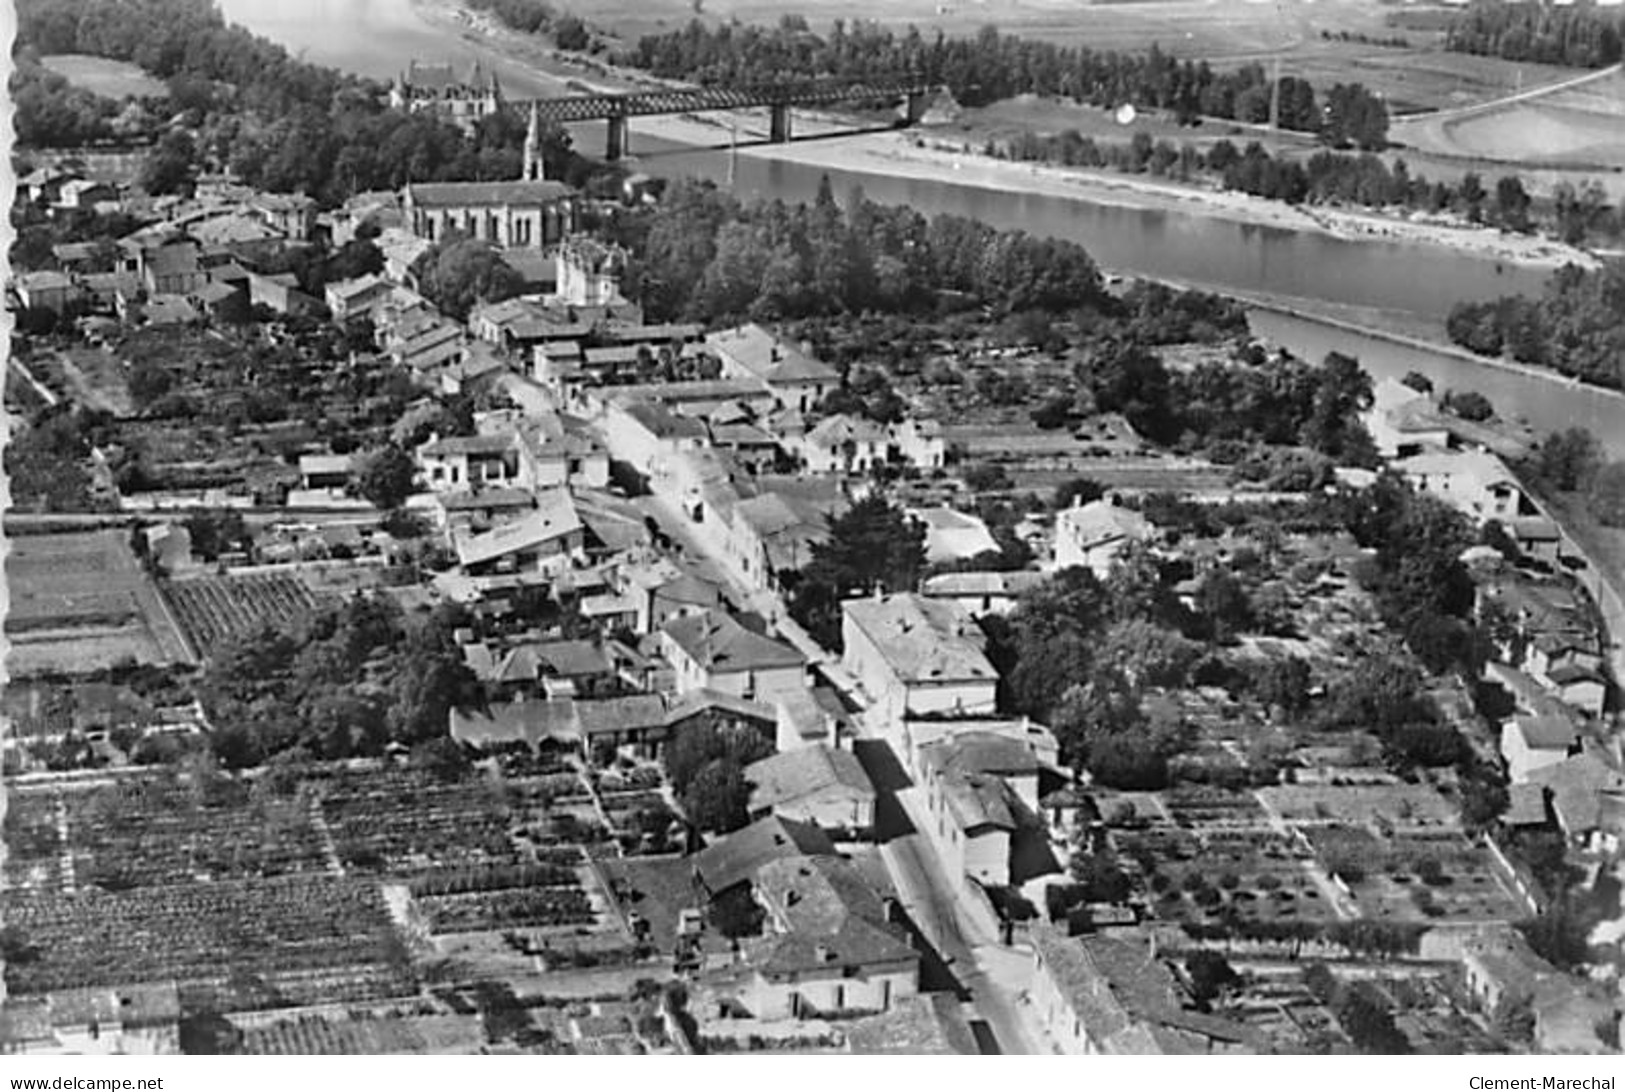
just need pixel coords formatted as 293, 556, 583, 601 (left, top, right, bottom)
389, 60, 503, 132
403, 180, 577, 249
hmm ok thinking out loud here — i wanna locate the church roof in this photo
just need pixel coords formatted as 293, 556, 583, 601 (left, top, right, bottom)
406, 180, 574, 209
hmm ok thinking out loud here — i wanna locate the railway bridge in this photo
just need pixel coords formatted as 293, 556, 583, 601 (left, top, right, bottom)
513, 75, 939, 159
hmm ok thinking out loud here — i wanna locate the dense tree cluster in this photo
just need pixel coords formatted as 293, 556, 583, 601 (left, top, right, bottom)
1344, 472, 1480, 676
619, 18, 1387, 142
787, 496, 928, 649
1447, 0, 1624, 67
14, 0, 586, 203
613, 176, 1106, 324
1446, 260, 1625, 388
414, 234, 527, 322
197, 598, 483, 768
662, 717, 774, 834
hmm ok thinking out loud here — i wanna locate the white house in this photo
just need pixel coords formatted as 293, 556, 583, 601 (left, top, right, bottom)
323, 273, 394, 321
1362, 377, 1454, 459
920, 570, 1045, 618
659, 609, 806, 703
706, 323, 839, 414
917, 731, 1042, 887
1396, 450, 1528, 524
1500, 714, 1581, 784
1053, 498, 1154, 577
840, 594, 999, 728
452, 488, 584, 581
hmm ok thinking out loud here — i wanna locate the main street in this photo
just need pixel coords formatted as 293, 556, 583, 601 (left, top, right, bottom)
558, 398, 1049, 1052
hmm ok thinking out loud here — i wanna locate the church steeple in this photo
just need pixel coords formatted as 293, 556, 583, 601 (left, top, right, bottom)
522, 102, 543, 182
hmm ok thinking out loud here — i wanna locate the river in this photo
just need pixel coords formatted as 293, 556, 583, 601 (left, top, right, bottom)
219, 0, 1625, 454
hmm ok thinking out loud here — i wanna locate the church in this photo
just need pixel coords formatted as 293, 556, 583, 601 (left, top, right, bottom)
402, 105, 579, 250
389, 60, 503, 132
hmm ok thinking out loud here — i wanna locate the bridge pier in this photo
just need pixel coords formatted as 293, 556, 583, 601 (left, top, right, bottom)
904, 89, 929, 126
606, 114, 629, 161
769, 103, 792, 144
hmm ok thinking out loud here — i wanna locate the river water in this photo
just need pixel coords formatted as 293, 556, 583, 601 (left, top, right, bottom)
219, 0, 1625, 453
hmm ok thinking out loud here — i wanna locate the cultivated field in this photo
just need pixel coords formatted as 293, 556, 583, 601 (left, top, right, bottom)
40, 54, 168, 98
162, 572, 322, 650
4, 530, 196, 673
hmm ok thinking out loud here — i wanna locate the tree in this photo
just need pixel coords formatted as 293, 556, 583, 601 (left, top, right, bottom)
1587, 461, 1625, 528
708, 883, 765, 938
1097, 619, 1200, 689
553, 13, 590, 50
140, 129, 197, 196
1531, 427, 1601, 492
1399, 371, 1433, 394
185, 508, 249, 562
417, 235, 525, 321
1440, 389, 1493, 422
789, 496, 927, 649
353, 445, 418, 510
1185, 951, 1241, 1009
1494, 175, 1533, 233
682, 759, 751, 833
1053, 476, 1105, 510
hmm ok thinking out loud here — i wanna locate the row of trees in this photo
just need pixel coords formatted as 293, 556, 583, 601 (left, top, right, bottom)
1446, 259, 1625, 388
618, 18, 1389, 146
612, 176, 1107, 323
1446, 0, 1625, 67
997, 130, 1603, 242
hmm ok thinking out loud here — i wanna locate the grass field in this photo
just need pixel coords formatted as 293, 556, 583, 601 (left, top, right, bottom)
1417, 68, 1625, 169
4, 530, 196, 674
40, 54, 168, 98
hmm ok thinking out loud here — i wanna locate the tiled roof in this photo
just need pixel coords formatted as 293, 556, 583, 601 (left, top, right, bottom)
662, 609, 805, 674
453, 490, 581, 567
746, 744, 875, 812
841, 593, 996, 685
690, 815, 834, 894
407, 180, 574, 208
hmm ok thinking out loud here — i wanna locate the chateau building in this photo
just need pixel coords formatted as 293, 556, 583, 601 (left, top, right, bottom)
388, 60, 502, 131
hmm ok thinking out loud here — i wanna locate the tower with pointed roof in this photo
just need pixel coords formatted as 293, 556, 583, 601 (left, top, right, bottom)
522, 101, 545, 182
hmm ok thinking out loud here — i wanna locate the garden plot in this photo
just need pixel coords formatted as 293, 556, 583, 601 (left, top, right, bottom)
1308, 828, 1527, 924
5, 531, 195, 672
3, 876, 411, 1002
162, 572, 321, 649
1125, 825, 1333, 927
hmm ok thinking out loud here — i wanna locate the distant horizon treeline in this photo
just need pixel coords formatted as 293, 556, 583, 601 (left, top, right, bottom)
1446, 0, 1625, 67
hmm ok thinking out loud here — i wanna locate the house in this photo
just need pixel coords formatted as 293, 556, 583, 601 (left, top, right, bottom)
724, 492, 836, 592
916, 731, 1042, 886
1500, 714, 1581, 783
1460, 925, 1553, 1018
577, 694, 671, 759
840, 594, 998, 726
599, 399, 708, 482
53, 178, 119, 214
325, 273, 394, 321
618, 560, 724, 636
774, 686, 853, 753
1396, 450, 1529, 524
745, 744, 877, 836
298, 454, 354, 493
706, 323, 839, 414
1362, 377, 1453, 459
903, 717, 1060, 779
1028, 926, 1256, 1055
448, 698, 583, 751
463, 638, 616, 700
1526, 751, 1625, 851
555, 235, 630, 308
13, 271, 81, 313
375, 227, 435, 285
1053, 497, 1153, 577
440, 342, 508, 396
732, 855, 919, 1021
920, 570, 1045, 618
910, 507, 1000, 565
142, 242, 207, 296
659, 609, 806, 703
452, 489, 584, 580
0, 982, 181, 1056
247, 271, 320, 316
403, 180, 576, 249
690, 815, 835, 899
248, 192, 319, 242
187, 213, 285, 263
802, 415, 946, 475
435, 487, 537, 533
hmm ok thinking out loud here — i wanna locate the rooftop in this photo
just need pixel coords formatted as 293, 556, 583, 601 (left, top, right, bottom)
690, 815, 835, 894
746, 744, 876, 813
407, 180, 574, 209
662, 609, 806, 675
841, 593, 997, 685
707, 323, 838, 385
453, 490, 581, 567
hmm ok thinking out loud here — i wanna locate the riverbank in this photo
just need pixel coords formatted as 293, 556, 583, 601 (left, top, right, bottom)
415, 0, 1600, 275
